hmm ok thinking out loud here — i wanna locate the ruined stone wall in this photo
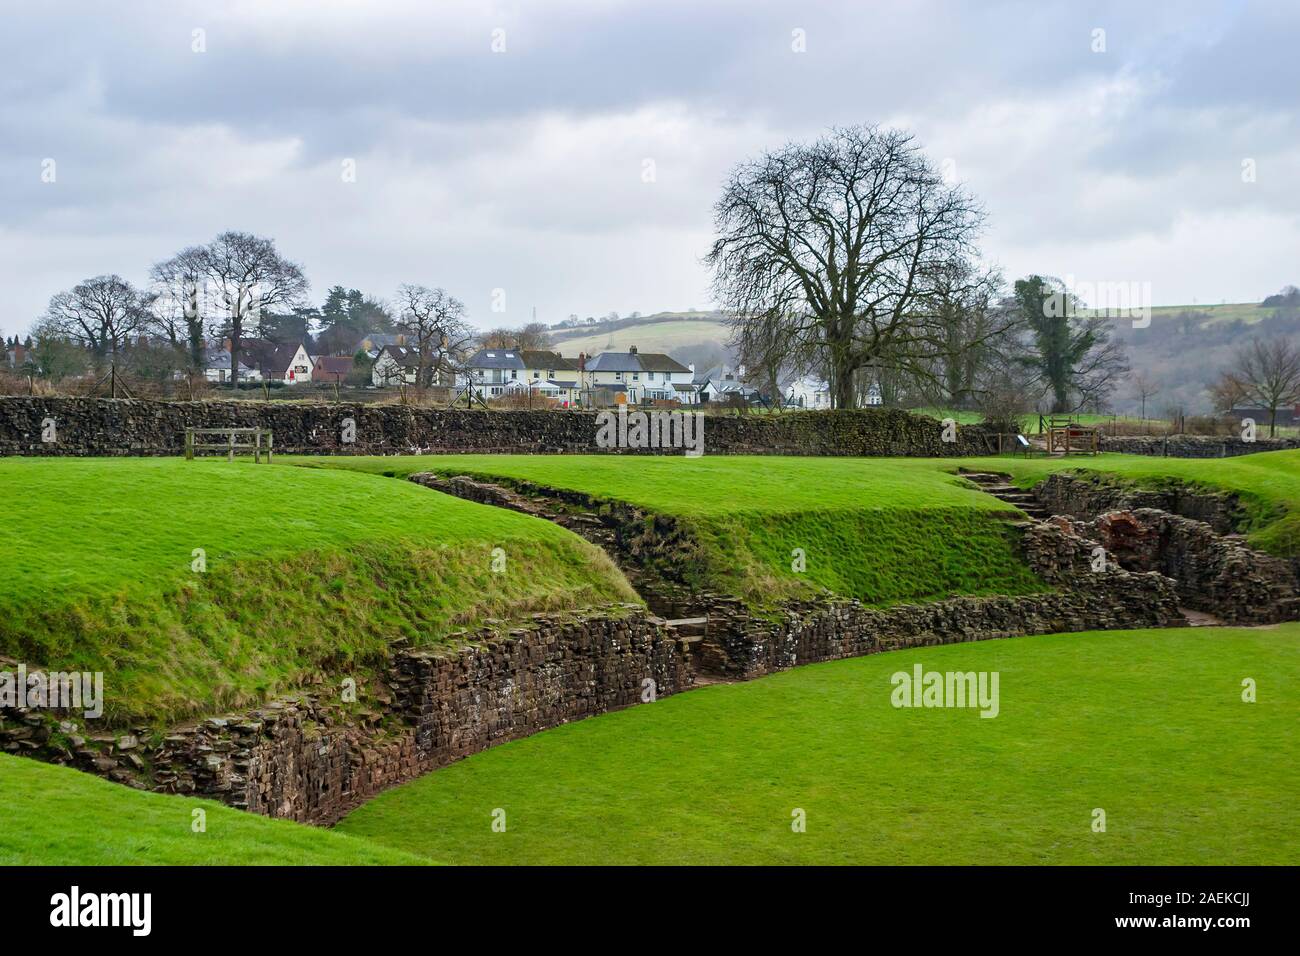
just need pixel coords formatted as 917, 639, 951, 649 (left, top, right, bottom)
1, 566, 1189, 822
699, 564, 1184, 679
0, 396, 998, 457
1085, 509, 1299, 625
1100, 435, 1299, 457
1032, 472, 1244, 532
1, 608, 690, 825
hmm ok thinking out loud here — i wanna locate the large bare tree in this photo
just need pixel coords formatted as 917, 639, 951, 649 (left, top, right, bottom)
186, 232, 308, 386
148, 246, 209, 377
706, 125, 984, 409
42, 274, 153, 360
1220, 337, 1300, 436
393, 284, 474, 392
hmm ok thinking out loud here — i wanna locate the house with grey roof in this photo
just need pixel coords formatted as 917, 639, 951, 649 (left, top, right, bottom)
583, 346, 694, 404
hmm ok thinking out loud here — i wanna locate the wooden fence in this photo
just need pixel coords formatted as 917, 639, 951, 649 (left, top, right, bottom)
184, 427, 274, 463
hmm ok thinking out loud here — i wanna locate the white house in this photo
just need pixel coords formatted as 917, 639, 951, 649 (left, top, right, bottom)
372, 345, 421, 386
785, 376, 832, 410
581, 346, 693, 405
202, 346, 259, 384
462, 348, 581, 404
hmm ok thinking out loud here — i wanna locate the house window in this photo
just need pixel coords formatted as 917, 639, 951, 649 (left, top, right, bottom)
511, 370, 517, 379
647, 372, 655, 381
615, 371, 622, 381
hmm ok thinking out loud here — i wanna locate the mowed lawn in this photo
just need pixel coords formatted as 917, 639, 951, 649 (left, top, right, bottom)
299, 449, 1300, 602
0, 458, 634, 723
296, 455, 1049, 607
0, 754, 427, 865
338, 625, 1300, 865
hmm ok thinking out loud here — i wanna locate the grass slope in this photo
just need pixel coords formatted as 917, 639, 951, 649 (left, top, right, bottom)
295, 455, 1047, 607
338, 625, 1300, 865
0, 458, 635, 723
0, 754, 426, 865
957, 449, 1300, 557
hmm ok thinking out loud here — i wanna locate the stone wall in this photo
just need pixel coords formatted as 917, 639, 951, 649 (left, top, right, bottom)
1032, 472, 1244, 533
0, 396, 999, 457
1100, 435, 1299, 457
1, 607, 690, 825
2, 572, 1184, 822
699, 555, 1184, 679
1084, 509, 1299, 625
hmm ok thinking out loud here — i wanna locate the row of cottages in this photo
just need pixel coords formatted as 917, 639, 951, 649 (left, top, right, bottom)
460, 345, 696, 406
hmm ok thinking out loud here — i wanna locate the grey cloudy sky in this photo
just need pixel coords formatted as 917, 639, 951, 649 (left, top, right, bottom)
2, 0, 1298, 338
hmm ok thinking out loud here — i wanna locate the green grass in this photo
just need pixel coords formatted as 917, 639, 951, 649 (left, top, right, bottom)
0, 458, 636, 723
337, 624, 1300, 865
293, 455, 1048, 607
956, 449, 1300, 557
0, 753, 427, 865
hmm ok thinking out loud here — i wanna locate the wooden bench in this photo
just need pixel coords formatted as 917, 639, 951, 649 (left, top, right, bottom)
184, 427, 274, 463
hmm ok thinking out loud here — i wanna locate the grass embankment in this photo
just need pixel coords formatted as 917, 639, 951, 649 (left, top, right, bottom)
294, 455, 1048, 608
0, 458, 635, 724
956, 449, 1300, 558
338, 624, 1300, 865
0, 754, 427, 865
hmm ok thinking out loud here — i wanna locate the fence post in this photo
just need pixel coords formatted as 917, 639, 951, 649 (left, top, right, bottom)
228, 431, 235, 463
184, 428, 194, 461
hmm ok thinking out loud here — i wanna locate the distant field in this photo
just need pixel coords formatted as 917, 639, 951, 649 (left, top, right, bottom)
550, 315, 729, 356
338, 624, 1300, 865
0, 458, 634, 723
0, 754, 427, 865
543, 303, 1273, 363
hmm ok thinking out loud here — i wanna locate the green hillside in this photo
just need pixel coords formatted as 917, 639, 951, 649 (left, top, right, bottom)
0, 458, 635, 723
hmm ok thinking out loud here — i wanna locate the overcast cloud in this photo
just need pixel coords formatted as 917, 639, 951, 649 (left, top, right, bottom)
2, 0, 1298, 337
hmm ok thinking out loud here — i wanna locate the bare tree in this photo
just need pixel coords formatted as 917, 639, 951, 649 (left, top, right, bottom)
915, 259, 1013, 410
148, 246, 209, 381
1128, 371, 1161, 423
393, 284, 474, 393
1222, 337, 1300, 436
515, 322, 552, 350
42, 275, 153, 360
188, 232, 308, 387
1208, 370, 1249, 415
706, 125, 985, 409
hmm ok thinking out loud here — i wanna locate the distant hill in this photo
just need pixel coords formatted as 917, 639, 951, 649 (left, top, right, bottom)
549, 311, 733, 371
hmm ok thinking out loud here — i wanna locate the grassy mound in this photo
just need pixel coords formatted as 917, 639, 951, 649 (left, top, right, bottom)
337, 624, 1300, 865
0, 754, 426, 865
0, 458, 636, 723
296, 455, 1047, 606
956, 450, 1300, 557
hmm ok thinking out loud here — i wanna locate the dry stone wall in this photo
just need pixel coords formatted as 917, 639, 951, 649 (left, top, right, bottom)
0, 396, 998, 457
1100, 435, 1299, 457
